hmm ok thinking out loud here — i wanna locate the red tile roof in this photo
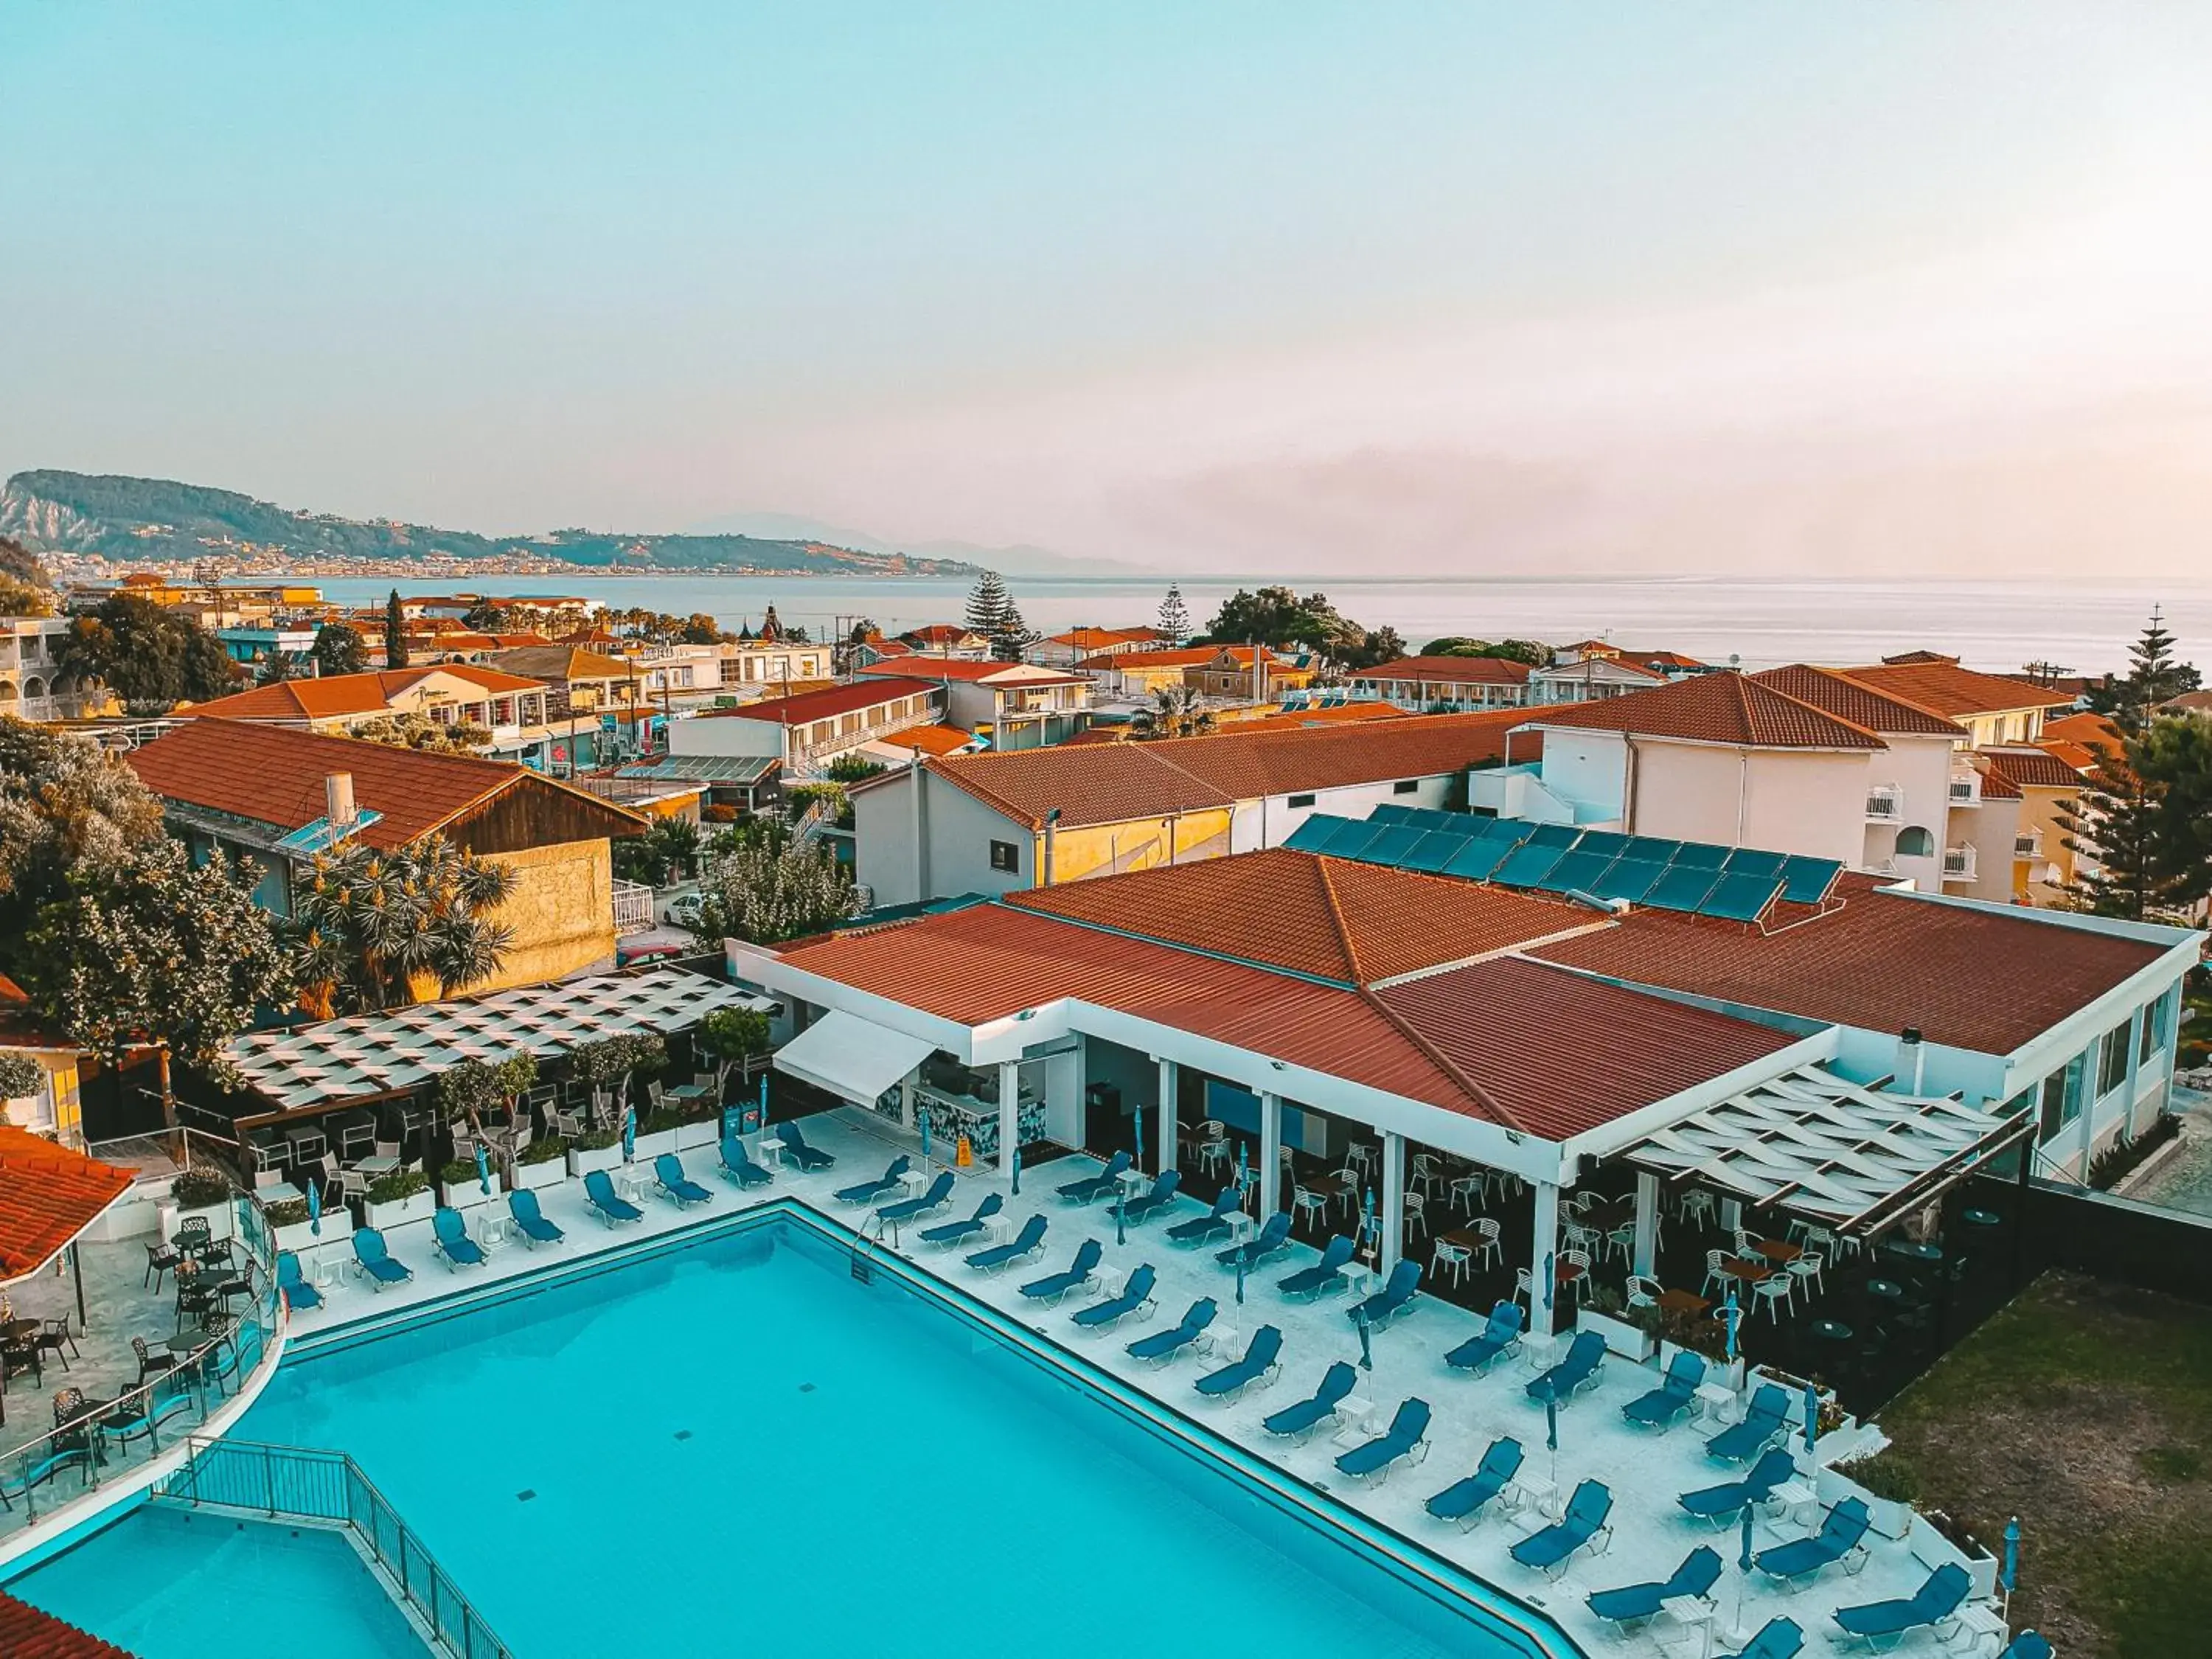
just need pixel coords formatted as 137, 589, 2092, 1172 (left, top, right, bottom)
1522, 674, 1887, 750
1354, 655, 1533, 686
0, 1127, 136, 1283
181, 667, 543, 722
1046, 626, 1162, 650
902, 625, 984, 645
875, 723, 981, 758
858, 660, 1085, 686
1749, 665, 1966, 738
1532, 886, 2171, 1054
1975, 767, 2023, 800
1079, 644, 1288, 672
2041, 712, 2123, 754
720, 678, 940, 726
1979, 747, 2087, 790
0, 1595, 138, 1659
1838, 661, 2076, 719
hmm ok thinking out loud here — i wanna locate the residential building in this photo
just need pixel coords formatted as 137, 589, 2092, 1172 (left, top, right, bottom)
181, 666, 552, 743
1, 615, 110, 720
857, 658, 1091, 749
1978, 745, 2089, 902
1076, 644, 1314, 701
848, 633, 916, 670
1528, 641, 1705, 703
670, 678, 942, 776
214, 621, 321, 666
126, 718, 647, 991
1350, 654, 1532, 711
1, 973, 87, 1144
630, 638, 832, 703
848, 707, 1528, 905
1025, 626, 1166, 669
1838, 653, 2073, 747
898, 624, 993, 660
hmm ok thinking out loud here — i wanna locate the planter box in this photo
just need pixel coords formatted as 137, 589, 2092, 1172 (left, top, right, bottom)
1576, 1309, 1656, 1363
1660, 1340, 1742, 1392
510, 1156, 569, 1192
362, 1190, 435, 1231
156, 1198, 237, 1245
274, 1217, 343, 1253
630, 1127, 679, 1162
568, 1143, 624, 1178
439, 1175, 503, 1211
1822, 1465, 1916, 1540
674, 1119, 719, 1152
1908, 1511, 1999, 1599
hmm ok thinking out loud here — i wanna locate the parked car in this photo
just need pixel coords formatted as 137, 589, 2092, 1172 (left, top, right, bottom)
664, 893, 705, 931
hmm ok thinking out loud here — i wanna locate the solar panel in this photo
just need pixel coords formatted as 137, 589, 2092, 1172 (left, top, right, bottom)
1621, 835, 1683, 863
1281, 817, 1341, 853
1524, 821, 1582, 849
1491, 841, 1568, 888
1399, 831, 1469, 874
1440, 838, 1517, 881
1645, 864, 1721, 912
1478, 816, 1534, 844
1722, 848, 1789, 879
1670, 841, 1731, 872
1310, 816, 1384, 857
1355, 824, 1427, 865
1537, 849, 1615, 896
1592, 858, 1667, 903
1416, 807, 1473, 832
1366, 803, 1422, 826
1573, 830, 1632, 859
1701, 871, 1784, 922
1778, 855, 1844, 905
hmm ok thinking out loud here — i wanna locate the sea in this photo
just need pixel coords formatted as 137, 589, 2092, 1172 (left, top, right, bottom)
307, 574, 2212, 677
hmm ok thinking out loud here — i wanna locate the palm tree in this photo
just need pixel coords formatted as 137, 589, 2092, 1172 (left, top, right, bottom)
291, 835, 517, 1015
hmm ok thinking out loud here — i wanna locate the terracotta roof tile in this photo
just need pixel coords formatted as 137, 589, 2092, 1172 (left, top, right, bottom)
0, 1594, 138, 1659
2042, 712, 2123, 753
1354, 655, 1533, 686
1079, 644, 1287, 672
857, 660, 1085, 686
1976, 767, 2023, 799
481, 646, 634, 682
1980, 747, 2087, 790
1749, 665, 1966, 738
0, 1127, 136, 1282
719, 678, 940, 726
1523, 674, 1888, 750
181, 667, 544, 722
1838, 661, 2076, 719
874, 723, 981, 758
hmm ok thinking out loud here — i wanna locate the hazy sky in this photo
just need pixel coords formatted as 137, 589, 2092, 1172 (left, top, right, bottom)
6, 3, 2211, 577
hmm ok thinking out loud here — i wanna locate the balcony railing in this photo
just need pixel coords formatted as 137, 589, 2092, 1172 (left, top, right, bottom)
2014, 832, 2043, 858
1948, 773, 1982, 806
1865, 786, 1902, 821
612, 879, 654, 934
1942, 846, 1978, 880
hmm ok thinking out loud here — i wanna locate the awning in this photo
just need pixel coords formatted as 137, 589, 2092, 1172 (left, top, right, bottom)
1621, 1063, 2034, 1237
0, 1127, 136, 1286
773, 1011, 936, 1105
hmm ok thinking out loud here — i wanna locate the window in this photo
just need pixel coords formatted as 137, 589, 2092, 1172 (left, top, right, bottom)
2037, 1050, 2090, 1145
1287, 793, 1316, 809
2097, 1020, 2130, 1097
1392, 779, 1419, 796
1893, 826, 1935, 859
988, 839, 1020, 873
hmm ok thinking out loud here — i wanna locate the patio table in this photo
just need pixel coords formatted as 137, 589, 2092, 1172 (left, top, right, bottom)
1754, 1238, 1804, 1265
1338, 1262, 1375, 1298
667, 1082, 714, 1103
1581, 1199, 1635, 1234
1884, 1239, 1943, 1264
895, 1168, 933, 1200
1694, 1380, 1738, 1422
1222, 1211, 1256, 1244
1658, 1288, 1712, 1317
1717, 1254, 1773, 1284
353, 1155, 399, 1177
257, 1182, 305, 1207
613, 1166, 653, 1204
1330, 1395, 1380, 1445
1116, 1166, 1151, 1199
1658, 1595, 1715, 1659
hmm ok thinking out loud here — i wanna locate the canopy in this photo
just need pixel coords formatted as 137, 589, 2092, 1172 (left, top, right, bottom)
773, 1010, 935, 1106
0, 1126, 136, 1285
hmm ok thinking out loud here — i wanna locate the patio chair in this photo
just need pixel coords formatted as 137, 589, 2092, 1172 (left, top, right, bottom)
1192, 1325, 1283, 1399
776, 1119, 835, 1172
130, 1335, 178, 1388
919, 1192, 1003, 1248
1716, 1618, 1806, 1659
1216, 1211, 1290, 1270
1121, 1170, 1180, 1224
582, 1169, 644, 1228
350, 1227, 414, 1290
432, 1208, 488, 1270
144, 1237, 182, 1292
1831, 1564, 1972, 1648
653, 1152, 714, 1208
877, 1170, 956, 1228
832, 1155, 911, 1207
1423, 1436, 1525, 1531
1509, 1479, 1614, 1578
1349, 1259, 1420, 1329
1334, 1398, 1431, 1484
1753, 1498, 1873, 1586
1708, 1383, 1792, 1464
34, 1316, 77, 1371
1055, 1150, 1132, 1205
1524, 1329, 1606, 1405
1677, 1447, 1796, 1526
966, 1214, 1047, 1273
718, 1135, 775, 1189
1071, 1264, 1157, 1331
507, 1189, 566, 1248
1165, 1187, 1240, 1245
1621, 1349, 1706, 1430
1625, 1274, 1663, 1310
1127, 1296, 1217, 1365
276, 1251, 323, 1312
1278, 1234, 1355, 1298
1587, 1545, 1723, 1632
1018, 1239, 1104, 1307
1262, 1360, 1358, 1442
1444, 1301, 1525, 1374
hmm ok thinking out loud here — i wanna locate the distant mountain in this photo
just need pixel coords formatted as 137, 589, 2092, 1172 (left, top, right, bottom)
685, 509, 1157, 577
0, 470, 982, 578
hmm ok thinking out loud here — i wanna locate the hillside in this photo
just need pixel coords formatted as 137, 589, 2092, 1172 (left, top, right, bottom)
0, 470, 981, 577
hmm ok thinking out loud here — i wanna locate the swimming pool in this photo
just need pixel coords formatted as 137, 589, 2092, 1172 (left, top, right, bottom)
16, 1211, 1560, 1659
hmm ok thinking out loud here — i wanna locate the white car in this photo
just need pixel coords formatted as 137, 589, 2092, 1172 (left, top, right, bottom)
664, 893, 706, 931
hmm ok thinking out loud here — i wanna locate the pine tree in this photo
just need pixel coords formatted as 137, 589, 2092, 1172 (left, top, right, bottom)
964, 571, 1011, 639
993, 595, 1040, 662
2057, 740, 2170, 920
384, 589, 409, 669
1158, 583, 1190, 646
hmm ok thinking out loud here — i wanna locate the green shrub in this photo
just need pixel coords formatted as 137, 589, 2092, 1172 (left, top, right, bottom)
437, 1158, 481, 1186
262, 1197, 309, 1227
1839, 1450, 1921, 1505
173, 1167, 234, 1209
518, 1135, 567, 1166
574, 1126, 622, 1152
365, 1169, 429, 1205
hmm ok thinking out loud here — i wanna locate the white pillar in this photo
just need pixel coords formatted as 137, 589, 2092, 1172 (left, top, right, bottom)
1719, 1197, 1742, 1234
1381, 1130, 1405, 1273
1259, 1091, 1282, 1216
1529, 1178, 1562, 1340
1632, 1171, 1660, 1279
2124, 1004, 2146, 1136
898, 1076, 914, 1131
2076, 1038, 2101, 1180
1155, 1057, 1178, 1175
998, 1059, 1020, 1178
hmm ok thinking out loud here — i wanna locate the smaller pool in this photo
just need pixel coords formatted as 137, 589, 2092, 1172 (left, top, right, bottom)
13, 1505, 423, 1659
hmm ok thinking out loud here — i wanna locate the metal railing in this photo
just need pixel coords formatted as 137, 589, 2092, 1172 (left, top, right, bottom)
1943, 845, 1978, 879
1948, 773, 1982, 805
1865, 787, 1902, 821
154, 1437, 515, 1659
612, 878, 655, 934
0, 1194, 283, 1541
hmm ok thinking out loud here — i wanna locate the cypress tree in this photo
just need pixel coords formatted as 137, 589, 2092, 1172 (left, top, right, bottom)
384, 589, 409, 669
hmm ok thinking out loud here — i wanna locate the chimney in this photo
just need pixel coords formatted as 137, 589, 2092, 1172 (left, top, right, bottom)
325, 772, 357, 830
1899, 1026, 1924, 1093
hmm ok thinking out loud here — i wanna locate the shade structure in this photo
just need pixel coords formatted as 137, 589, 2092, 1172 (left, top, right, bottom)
771, 1009, 936, 1107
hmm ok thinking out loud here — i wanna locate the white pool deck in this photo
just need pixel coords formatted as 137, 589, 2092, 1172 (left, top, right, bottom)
284, 1107, 2000, 1659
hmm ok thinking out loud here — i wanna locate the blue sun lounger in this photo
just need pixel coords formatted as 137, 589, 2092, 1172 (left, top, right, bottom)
431, 1207, 487, 1270
1525, 1329, 1605, 1405
1622, 1349, 1706, 1430
1166, 1187, 1240, 1245
833, 1155, 911, 1206
1509, 1479, 1614, 1578
582, 1169, 644, 1227
1587, 1546, 1723, 1632
655, 1153, 713, 1208
920, 1192, 1003, 1247
1019, 1238, 1104, 1305
1193, 1325, 1282, 1399
1709, 1383, 1792, 1464
1349, 1259, 1420, 1329
276, 1251, 321, 1312
1127, 1297, 1217, 1364
351, 1227, 414, 1290
1120, 1170, 1180, 1224
1677, 1447, 1797, 1526
877, 1169, 956, 1227
718, 1134, 774, 1189
1217, 1211, 1290, 1269
1715, 1617, 1806, 1659
1444, 1301, 1525, 1373
1334, 1398, 1431, 1484
1832, 1565, 1971, 1649
507, 1189, 566, 1248
1073, 1264, 1156, 1329
1995, 1635, 2051, 1659
776, 1119, 835, 1172
1423, 1436, 1524, 1530
1262, 1360, 1358, 1442
1278, 1234, 1355, 1298
966, 1213, 1047, 1273
1056, 1150, 1131, 1204
1753, 1498, 1872, 1586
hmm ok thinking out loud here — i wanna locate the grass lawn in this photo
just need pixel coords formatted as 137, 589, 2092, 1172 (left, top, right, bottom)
1867, 1272, 2212, 1658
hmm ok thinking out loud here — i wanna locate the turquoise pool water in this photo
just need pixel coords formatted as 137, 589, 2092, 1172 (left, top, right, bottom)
12, 1215, 1548, 1659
